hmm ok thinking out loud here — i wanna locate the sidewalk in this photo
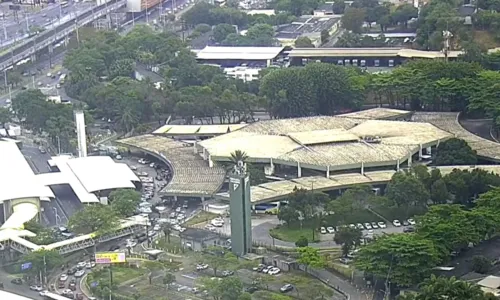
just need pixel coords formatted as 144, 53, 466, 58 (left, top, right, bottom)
305, 267, 373, 300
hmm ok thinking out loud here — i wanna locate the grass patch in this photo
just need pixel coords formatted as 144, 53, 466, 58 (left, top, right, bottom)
253, 290, 293, 300
327, 262, 354, 280
270, 224, 319, 243
88, 266, 147, 286
154, 235, 186, 254
183, 211, 219, 227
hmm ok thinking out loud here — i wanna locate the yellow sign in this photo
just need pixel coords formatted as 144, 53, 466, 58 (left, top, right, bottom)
95, 252, 126, 264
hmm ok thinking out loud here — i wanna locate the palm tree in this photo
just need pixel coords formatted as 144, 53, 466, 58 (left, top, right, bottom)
230, 150, 248, 165
418, 275, 484, 300
162, 223, 172, 244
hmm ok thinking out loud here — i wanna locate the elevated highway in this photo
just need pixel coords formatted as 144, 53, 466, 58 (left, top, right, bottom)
0, 0, 126, 71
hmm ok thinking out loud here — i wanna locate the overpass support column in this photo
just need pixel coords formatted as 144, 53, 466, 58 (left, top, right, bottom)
266, 59, 271, 67
361, 162, 364, 175
297, 162, 302, 178
193, 141, 197, 154
326, 166, 330, 178
397, 159, 400, 171
208, 155, 214, 167
30, 54, 37, 63
64, 35, 70, 47
407, 154, 412, 167
418, 144, 423, 160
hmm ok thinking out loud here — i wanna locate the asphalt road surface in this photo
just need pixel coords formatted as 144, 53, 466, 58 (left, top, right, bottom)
0, 1, 94, 47
0, 51, 67, 107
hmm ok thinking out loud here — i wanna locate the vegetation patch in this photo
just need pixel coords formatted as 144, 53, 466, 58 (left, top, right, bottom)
183, 210, 218, 227
270, 224, 319, 243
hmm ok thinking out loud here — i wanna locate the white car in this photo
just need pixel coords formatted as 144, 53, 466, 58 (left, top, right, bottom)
393, 220, 401, 227
366, 229, 374, 235
326, 226, 335, 234
30, 285, 43, 291
196, 264, 208, 270
74, 270, 85, 278
349, 224, 356, 229
127, 241, 137, 248
77, 261, 86, 269
211, 221, 223, 227
268, 267, 281, 275
262, 266, 272, 273
364, 223, 372, 230
357, 223, 364, 230
320, 227, 327, 234
179, 227, 186, 232
378, 221, 387, 229
407, 218, 416, 225
153, 224, 161, 231
39, 290, 50, 297
60, 274, 68, 281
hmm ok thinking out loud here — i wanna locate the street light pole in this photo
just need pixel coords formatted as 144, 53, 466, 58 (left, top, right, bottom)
53, 207, 59, 225
2, 15, 7, 40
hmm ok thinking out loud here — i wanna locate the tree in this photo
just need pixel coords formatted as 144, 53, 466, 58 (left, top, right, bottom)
247, 164, 267, 185
200, 276, 244, 300
407, 275, 493, 300
385, 172, 430, 207
278, 206, 300, 226
341, 7, 366, 33
334, 227, 362, 256
391, 4, 417, 28
162, 222, 172, 243
68, 204, 119, 235
294, 36, 315, 48
0, 107, 10, 128
198, 246, 238, 276
417, 205, 484, 256
472, 255, 491, 274
430, 179, 449, 204
295, 235, 309, 247
194, 23, 212, 34
297, 246, 324, 272
22, 249, 62, 280
213, 24, 237, 43
260, 63, 366, 118
435, 138, 477, 166
163, 272, 176, 286
356, 234, 440, 287
109, 189, 141, 217
332, 0, 345, 14
230, 150, 248, 165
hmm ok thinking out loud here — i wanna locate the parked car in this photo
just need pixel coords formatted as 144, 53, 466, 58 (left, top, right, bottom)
403, 226, 415, 233
392, 220, 401, 227
378, 221, 387, 228
268, 267, 281, 275
60, 274, 69, 281
371, 222, 379, 229
407, 218, 416, 225
196, 264, 208, 271
320, 227, 327, 234
253, 264, 266, 272
11, 278, 22, 285
326, 226, 335, 234
262, 266, 272, 273
280, 284, 294, 293
364, 223, 372, 230
356, 223, 364, 230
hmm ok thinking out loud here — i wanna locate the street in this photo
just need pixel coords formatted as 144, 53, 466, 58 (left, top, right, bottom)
0, 0, 94, 48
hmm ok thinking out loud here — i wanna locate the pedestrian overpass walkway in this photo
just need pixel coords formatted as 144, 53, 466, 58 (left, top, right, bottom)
0, 215, 149, 255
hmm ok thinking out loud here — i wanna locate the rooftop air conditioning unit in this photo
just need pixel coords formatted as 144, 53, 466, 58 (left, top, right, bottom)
363, 136, 382, 143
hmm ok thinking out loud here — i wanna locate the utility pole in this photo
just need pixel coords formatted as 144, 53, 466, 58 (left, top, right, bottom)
2, 15, 7, 40
145, 0, 149, 24
25, 11, 29, 33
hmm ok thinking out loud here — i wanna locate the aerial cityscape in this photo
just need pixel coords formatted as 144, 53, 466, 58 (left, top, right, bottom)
0, 0, 500, 299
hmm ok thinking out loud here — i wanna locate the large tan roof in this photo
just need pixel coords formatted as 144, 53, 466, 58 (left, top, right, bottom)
117, 135, 226, 197
338, 107, 412, 120
216, 165, 500, 203
199, 112, 453, 170
412, 112, 500, 161
289, 48, 463, 59
153, 124, 248, 135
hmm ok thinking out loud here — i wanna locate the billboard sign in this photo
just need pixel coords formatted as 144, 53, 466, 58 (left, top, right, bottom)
94, 252, 126, 264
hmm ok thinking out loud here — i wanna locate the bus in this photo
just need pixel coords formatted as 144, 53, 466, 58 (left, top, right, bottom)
59, 73, 66, 84
60, 1, 69, 8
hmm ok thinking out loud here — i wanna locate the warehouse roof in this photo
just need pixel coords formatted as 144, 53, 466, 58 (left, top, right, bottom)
288, 48, 463, 58
117, 135, 226, 197
412, 112, 500, 161
196, 46, 285, 61
198, 113, 452, 171
216, 165, 500, 204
